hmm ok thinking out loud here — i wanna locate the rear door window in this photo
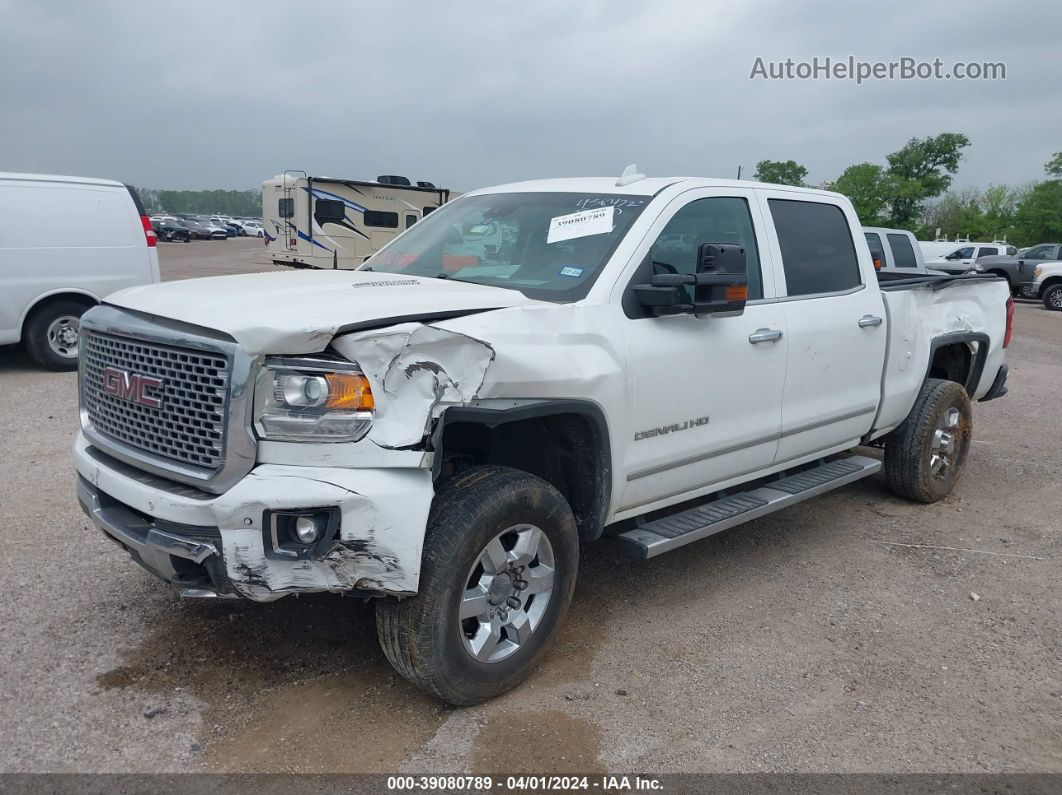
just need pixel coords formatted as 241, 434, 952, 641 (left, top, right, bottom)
886, 233, 919, 268
769, 199, 861, 296
864, 233, 885, 270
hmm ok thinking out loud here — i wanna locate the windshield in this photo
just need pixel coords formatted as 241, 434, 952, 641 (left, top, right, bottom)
363, 192, 649, 301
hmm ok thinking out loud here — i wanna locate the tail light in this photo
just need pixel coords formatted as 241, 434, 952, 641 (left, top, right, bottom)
140, 215, 157, 248
1003, 296, 1014, 348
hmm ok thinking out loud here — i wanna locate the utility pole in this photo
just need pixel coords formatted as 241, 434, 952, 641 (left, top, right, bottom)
736, 165, 743, 180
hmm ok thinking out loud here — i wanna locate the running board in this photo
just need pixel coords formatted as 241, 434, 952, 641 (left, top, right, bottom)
618, 455, 882, 560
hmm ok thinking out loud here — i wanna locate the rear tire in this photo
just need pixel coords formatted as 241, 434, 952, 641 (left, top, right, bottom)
1042, 284, 1062, 311
376, 466, 578, 706
884, 378, 972, 503
24, 300, 90, 371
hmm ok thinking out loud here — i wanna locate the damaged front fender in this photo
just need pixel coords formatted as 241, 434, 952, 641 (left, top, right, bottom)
331, 322, 495, 449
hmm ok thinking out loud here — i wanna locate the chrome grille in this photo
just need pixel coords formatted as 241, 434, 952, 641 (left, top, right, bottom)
81, 332, 229, 470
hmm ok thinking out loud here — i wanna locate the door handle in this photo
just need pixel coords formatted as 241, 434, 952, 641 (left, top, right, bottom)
748, 328, 783, 344
858, 314, 883, 328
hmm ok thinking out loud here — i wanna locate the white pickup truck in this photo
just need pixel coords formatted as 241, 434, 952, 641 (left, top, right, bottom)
1029, 261, 1062, 310
75, 174, 1012, 705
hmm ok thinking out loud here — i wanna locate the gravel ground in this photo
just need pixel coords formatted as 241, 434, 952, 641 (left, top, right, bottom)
0, 238, 1058, 773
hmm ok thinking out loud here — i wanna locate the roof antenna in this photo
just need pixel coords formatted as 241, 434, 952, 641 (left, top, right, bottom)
616, 163, 646, 187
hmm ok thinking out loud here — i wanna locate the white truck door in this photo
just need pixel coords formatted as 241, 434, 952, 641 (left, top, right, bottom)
947, 245, 975, 269
760, 193, 887, 462
616, 189, 787, 515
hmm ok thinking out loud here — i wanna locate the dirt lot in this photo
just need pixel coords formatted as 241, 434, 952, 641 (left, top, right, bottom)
0, 238, 1058, 773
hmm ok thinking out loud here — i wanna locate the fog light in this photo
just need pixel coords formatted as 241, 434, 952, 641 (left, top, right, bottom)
293, 515, 320, 544
263, 507, 341, 561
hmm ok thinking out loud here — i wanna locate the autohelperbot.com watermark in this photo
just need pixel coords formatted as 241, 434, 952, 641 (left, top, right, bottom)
750, 56, 1006, 84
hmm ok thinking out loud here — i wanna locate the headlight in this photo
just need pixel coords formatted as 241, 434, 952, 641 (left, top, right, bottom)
973, 262, 984, 271
254, 356, 374, 442
1034, 265, 1042, 280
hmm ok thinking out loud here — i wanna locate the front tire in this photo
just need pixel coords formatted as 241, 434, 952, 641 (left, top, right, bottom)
884, 378, 972, 503
1042, 284, 1062, 311
24, 300, 89, 371
376, 466, 578, 706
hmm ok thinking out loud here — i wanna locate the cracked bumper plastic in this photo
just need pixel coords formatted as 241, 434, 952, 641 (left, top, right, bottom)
75, 432, 434, 601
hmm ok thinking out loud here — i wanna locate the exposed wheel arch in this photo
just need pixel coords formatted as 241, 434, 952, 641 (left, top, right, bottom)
20, 291, 99, 340
1039, 276, 1062, 296
431, 400, 612, 541
925, 332, 989, 397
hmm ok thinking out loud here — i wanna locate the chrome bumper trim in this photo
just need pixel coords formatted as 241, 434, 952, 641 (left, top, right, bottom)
78, 475, 235, 596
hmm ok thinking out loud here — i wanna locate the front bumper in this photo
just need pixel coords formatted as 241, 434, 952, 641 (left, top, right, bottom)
75, 433, 434, 601
78, 476, 238, 597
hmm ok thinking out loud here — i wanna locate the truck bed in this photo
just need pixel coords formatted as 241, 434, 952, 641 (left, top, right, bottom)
872, 274, 1009, 438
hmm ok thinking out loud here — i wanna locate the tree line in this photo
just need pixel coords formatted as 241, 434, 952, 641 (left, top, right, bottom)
138, 188, 262, 217
752, 136, 1062, 247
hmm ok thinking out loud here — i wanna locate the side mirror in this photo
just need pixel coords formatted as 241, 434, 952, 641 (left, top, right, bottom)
945, 252, 961, 260
633, 243, 748, 317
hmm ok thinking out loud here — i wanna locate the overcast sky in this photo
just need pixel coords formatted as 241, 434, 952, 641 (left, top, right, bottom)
1, 0, 1059, 193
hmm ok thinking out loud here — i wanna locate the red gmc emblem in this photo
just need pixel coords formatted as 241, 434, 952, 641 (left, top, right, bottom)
101, 366, 164, 409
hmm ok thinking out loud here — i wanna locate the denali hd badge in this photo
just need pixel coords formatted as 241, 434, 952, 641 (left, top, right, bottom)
101, 366, 164, 409
634, 415, 710, 441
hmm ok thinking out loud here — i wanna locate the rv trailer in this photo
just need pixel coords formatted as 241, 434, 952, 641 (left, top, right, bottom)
262, 171, 455, 269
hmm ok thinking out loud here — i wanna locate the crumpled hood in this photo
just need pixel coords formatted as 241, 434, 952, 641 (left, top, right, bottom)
104, 270, 539, 354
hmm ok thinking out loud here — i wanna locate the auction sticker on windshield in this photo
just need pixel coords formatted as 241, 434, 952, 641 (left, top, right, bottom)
547, 206, 614, 244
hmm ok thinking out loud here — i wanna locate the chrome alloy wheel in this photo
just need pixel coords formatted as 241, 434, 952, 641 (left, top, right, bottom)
460, 524, 555, 663
930, 406, 962, 479
46, 315, 81, 359
1048, 287, 1062, 309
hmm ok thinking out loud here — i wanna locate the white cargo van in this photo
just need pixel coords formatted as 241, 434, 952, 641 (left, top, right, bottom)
0, 173, 160, 370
